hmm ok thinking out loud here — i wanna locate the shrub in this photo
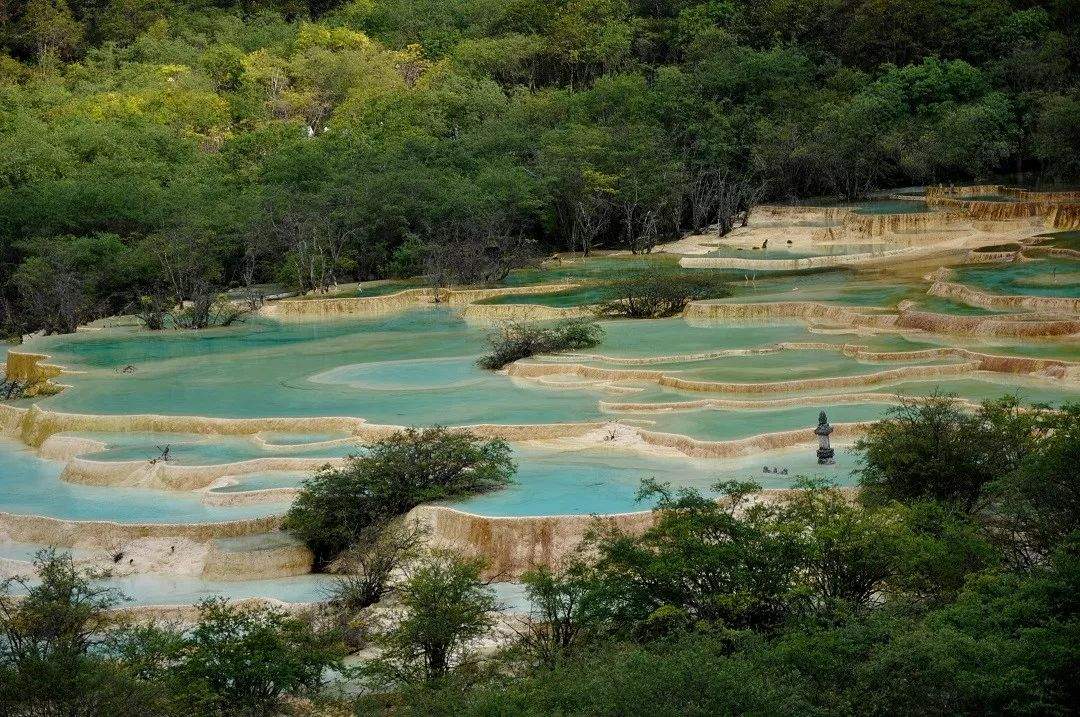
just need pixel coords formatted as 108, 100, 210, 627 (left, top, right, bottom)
515, 564, 600, 668
401, 632, 815, 715
583, 479, 803, 635
476, 318, 604, 369
117, 597, 347, 717
855, 394, 1039, 513
328, 519, 429, 611
0, 549, 167, 716
284, 427, 515, 563
986, 402, 1080, 567
363, 551, 498, 685
596, 271, 731, 318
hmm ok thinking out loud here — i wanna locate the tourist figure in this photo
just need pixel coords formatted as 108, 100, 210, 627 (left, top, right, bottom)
149, 444, 171, 465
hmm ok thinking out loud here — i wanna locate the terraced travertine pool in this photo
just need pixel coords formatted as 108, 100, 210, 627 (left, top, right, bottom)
2, 198, 1078, 609
704, 243, 886, 259
8, 307, 1077, 514
442, 446, 860, 516
954, 258, 1080, 298
27, 309, 1075, 420
851, 199, 930, 214
481, 267, 936, 310
0, 436, 290, 522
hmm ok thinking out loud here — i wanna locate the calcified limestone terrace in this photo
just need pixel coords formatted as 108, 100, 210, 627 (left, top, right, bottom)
2, 351, 69, 397
684, 300, 1080, 339
676, 187, 1073, 271
547, 342, 1076, 376
508, 347, 1076, 396
2, 186, 1078, 607
926, 185, 1080, 230
928, 280, 1080, 314
509, 359, 984, 394
414, 484, 862, 579
0, 511, 283, 547
60, 454, 335, 491
459, 302, 591, 323
598, 392, 980, 414
9, 406, 885, 490
680, 243, 960, 271
201, 483, 302, 507
894, 309, 1080, 338
261, 283, 581, 320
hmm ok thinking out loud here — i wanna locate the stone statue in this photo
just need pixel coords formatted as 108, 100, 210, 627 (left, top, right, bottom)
815, 411, 835, 465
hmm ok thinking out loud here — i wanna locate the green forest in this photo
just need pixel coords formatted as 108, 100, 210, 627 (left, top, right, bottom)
1, 0, 1079, 336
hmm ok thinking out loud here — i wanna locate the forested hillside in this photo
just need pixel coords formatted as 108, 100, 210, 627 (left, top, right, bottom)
1, 0, 1078, 335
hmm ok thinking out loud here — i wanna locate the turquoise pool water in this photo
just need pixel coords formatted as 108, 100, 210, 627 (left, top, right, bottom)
852, 200, 930, 214
3, 225, 1075, 608
643, 404, 888, 441
884, 377, 1080, 406
5, 298, 1074, 525
63, 432, 361, 464
448, 446, 859, 517
0, 437, 288, 522
17, 306, 1074, 432
585, 350, 968, 385
24, 310, 606, 425
20, 311, 913, 424
954, 259, 1080, 298
310, 356, 487, 392
719, 270, 922, 308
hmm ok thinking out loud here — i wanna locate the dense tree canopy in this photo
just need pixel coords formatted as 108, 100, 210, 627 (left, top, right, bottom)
1, 0, 1078, 335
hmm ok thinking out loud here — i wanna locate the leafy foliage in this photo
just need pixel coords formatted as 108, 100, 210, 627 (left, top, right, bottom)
390, 395, 1080, 714
0, 549, 164, 716
364, 550, 498, 686
3, 394, 1078, 714
986, 402, 1080, 567
329, 518, 430, 611
284, 426, 515, 563
2, 0, 1077, 336
583, 479, 805, 635
122, 598, 347, 717
596, 270, 731, 318
1, 550, 347, 717
476, 318, 603, 369
513, 564, 599, 668
854, 394, 1039, 513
